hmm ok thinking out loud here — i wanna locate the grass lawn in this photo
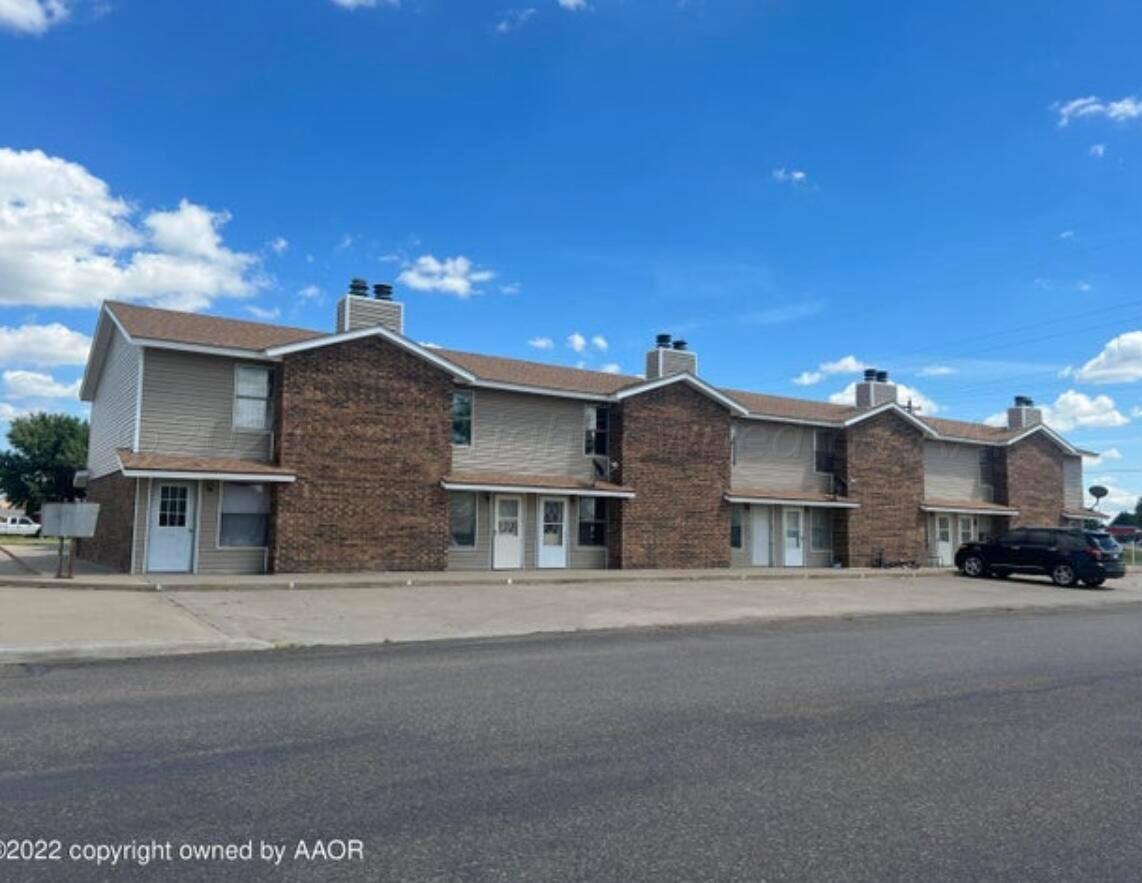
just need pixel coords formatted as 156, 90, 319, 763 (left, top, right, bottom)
0, 536, 54, 546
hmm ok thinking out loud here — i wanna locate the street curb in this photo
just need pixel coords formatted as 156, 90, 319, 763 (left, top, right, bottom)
0, 637, 273, 666
0, 567, 952, 593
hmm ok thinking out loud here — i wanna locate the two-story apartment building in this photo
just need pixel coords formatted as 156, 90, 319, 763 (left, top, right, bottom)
77, 284, 1107, 575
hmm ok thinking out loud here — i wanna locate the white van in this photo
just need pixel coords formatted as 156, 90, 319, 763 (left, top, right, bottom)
0, 515, 41, 537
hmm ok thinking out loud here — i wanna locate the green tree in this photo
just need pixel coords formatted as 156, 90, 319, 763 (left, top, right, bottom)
0, 413, 89, 517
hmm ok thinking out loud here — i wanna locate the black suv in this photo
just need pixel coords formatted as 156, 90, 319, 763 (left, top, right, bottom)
955, 528, 1125, 587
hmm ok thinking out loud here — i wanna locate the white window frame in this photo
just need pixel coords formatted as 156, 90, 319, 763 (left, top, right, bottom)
810, 507, 833, 552
232, 364, 273, 433
448, 491, 479, 549
217, 482, 271, 550
451, 389, 474, 448
583, 404, 610, 457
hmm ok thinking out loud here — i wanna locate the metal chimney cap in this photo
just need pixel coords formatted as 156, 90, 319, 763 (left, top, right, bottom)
348, 277, 370, 297
373, 283, 394, 301
672, 340, 688, 351
655, 333, 672, 348
863, 368, 878, 382
1014, 395, 1034, 407
875, 370, 889, 383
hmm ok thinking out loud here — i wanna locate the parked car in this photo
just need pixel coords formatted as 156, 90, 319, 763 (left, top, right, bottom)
955, 527, 1126, 588
0, 515, 41, 537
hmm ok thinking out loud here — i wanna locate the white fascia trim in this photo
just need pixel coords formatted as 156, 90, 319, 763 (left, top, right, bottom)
136, 337, 278, 361
921, 504, 1020, 516
723, 494, 861, 509
469, 379, 611, 403
737, 413, 841, 428
79, 309, 115, 402
263, 324, 476, 381
1004, 423, 1080, 456
1065, 509, 1112, 521
121, 468, 296, 483
843, 402, 939, 436
442, 480, 635, 499
613, 372, 750, 415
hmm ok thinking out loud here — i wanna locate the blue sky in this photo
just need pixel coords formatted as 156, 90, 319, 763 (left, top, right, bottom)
2, 0, 1142, 510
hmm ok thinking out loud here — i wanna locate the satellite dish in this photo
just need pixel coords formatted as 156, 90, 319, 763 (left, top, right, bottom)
1090, 485, 1109, 505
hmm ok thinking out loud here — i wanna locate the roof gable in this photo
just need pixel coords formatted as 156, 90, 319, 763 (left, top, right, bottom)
106, 301, 322, 352
613, 372, 750, 415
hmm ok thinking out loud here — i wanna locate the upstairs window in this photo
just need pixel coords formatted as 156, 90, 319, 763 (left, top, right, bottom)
584, 405, 609, 456
452, 390, 473, 446
234, 366, 272, 431
979, 447, 997, 487
219, 483, 270, 547
578, 498, 607, 546
814, 430, 837, 474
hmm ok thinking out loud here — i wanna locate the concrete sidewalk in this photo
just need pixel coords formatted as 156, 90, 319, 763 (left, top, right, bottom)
2, 571, 1141, 665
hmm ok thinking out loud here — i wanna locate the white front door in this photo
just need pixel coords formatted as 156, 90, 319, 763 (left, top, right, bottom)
147, 482, 196, 573
537, 497, 569, 569
783, 508, 804, 567
936, 515, 953, 566
493, 495, 523, 569
751, 507, 771, 566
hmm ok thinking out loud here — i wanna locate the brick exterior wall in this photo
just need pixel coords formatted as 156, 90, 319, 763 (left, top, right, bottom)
840, 412, 926, 567
1003, 433, 1065, 527
77, 472, 136, 573
611, 383, 731, 569
271, 336, 453, 573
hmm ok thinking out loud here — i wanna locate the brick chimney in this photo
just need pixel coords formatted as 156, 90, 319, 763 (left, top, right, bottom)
1007, 395, 1043, 430
855, 368, 898, 408
336, 279, 404, 335
645, 333, 698, 379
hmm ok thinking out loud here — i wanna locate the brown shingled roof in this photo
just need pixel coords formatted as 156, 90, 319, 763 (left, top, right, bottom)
721, 388, 857, 422
437, 349, 640, 397
118, 450, 296, 478
919, 416, 1020, 443
108, 301, 323, 352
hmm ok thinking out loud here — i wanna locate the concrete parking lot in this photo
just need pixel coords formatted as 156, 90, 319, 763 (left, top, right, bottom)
3, 569, 1141, 664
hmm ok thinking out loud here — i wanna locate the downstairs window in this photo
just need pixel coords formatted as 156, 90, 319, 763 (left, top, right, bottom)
578, 498, 607, 547
219, 483, 271, 548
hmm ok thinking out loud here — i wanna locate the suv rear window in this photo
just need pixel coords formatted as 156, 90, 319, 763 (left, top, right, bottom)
1087, 533, 1121, 552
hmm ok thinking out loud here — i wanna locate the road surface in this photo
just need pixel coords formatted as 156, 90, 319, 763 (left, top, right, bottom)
4, 608, 1142, 881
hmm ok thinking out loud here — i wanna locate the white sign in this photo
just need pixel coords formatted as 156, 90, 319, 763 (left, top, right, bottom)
41, 503, 100, 538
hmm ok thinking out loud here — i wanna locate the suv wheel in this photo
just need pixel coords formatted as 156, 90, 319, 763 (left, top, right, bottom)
1051, 563, 1077, 587
962, 555, 986, 578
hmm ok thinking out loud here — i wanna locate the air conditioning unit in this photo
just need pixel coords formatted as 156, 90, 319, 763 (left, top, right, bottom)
592, 456, 612, 481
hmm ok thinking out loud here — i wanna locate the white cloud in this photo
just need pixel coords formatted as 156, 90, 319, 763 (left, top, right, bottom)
528, 336, 554, 350
3, 369, 79, 399
591, 334, 608, 351
600, 363, 621, 374
1075, 332, 1142, 383
1059, 230, 1075, 239
334, 233, 356, 252
792, 354, 867, 386
919, 365, 955, 377
0, 402, 29, 422
988, 390, 1129, 431
499, 281, 521, 295
0, 323, 90, 366
397, 255, 494, 298
557, 0, 587, 9
1084, 448, 1122, 468
830, 381, 941, 415
1077, 280, 1093, 292
298, 284, 322, 301
1090, 143, 1106, 158
1056, 95, 1142, 127
330, 0, 399, 8
0, 0, 68, 34
244, 305, 281, 321
1085, 475, 1138, 516
0, 148, 263, 311
772, 167, 808, 184
567, 332, 587, 353
268, 236, 288, 254
496, 7, 537, 32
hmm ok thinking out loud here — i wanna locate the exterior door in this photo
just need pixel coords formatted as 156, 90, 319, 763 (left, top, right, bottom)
936, 515, 953, 566
751, 507, 771, 566
537, 497, 569, 569
492, 495, 523, 569
147, 482, 196, 573
782, 508, 804, 567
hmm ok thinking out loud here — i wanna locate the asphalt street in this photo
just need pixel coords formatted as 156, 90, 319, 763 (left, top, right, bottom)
4, 608, 1142, 882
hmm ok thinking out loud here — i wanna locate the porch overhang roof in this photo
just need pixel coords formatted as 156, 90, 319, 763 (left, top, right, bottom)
117, 450, 297, 483
442, 472, 635, 499
1063, 508, 1112, 521
723, 488, 860, 509
920, 499, 1019, 516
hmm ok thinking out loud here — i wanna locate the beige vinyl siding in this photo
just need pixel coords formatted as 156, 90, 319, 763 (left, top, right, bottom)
731, 503, 836, 568
731, 420, 832, 493
197, 482, 267, 574
87, 329, 141, 478
139, 349, 272, 462
1063, 456, 1083, 510
923, 441, 992, 502
446, 492, 607, 570
452, 389, 597, 480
